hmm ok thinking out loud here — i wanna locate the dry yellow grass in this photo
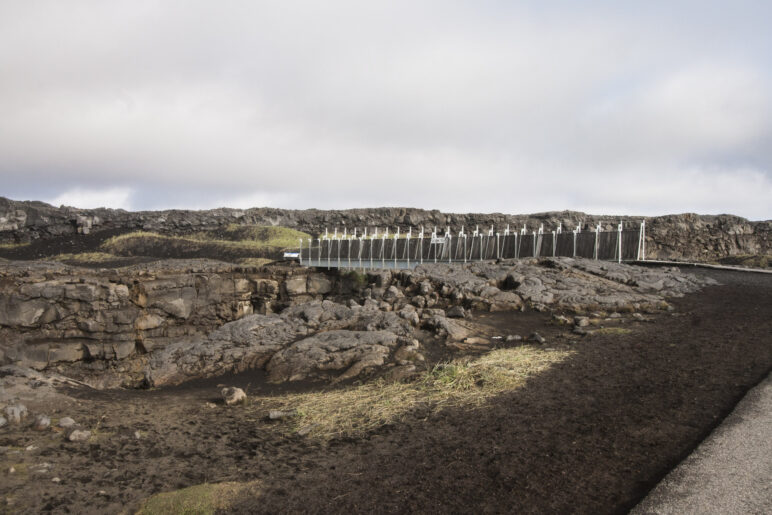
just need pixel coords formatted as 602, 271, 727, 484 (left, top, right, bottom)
102, 226, 310, 253
136, 481, 261, 515
237, 257, 275, 267
44, 251, 119, 263
260, 345, 572, 439
0, 242, 28, 249
592, 327, 632, 336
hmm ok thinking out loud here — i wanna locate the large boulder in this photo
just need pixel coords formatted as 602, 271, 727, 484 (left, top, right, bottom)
306, 274, 332, 294
266, 330, 399, 383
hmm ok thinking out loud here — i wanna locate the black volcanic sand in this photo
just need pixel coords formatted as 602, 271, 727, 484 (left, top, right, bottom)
0, 227, 283, 266
1, 268, 770, 514
0, 228, 132, 260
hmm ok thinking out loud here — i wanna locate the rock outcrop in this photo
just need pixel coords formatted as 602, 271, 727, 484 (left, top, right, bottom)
0, 259, 326, 378
0, 255, 715, 388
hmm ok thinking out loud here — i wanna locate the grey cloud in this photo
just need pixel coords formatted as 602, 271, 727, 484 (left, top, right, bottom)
0, 1, 770, 219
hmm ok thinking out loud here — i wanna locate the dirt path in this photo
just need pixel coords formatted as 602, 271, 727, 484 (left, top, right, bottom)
632, 372, 771, 514
1, 268, 770, 514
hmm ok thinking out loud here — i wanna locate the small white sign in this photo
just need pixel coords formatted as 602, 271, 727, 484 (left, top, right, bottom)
430, 236, 446, 244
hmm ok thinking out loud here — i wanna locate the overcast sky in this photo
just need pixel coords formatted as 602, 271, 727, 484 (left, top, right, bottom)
1, 1, 770, 219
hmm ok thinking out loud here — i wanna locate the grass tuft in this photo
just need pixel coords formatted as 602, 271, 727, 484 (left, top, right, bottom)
237, 257, 274, 267
136, 481, 261, 515
593, 327, 632, 336
0, 242, 29, 249
260, 345, 571, 439
45, 252, 119, 263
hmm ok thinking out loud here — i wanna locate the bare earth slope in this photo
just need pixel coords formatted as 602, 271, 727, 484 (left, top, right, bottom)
1, 267, 769, 513
227, 268, 771, 514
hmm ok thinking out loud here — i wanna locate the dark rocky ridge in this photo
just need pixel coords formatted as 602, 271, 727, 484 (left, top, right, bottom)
1, 196, 770, 261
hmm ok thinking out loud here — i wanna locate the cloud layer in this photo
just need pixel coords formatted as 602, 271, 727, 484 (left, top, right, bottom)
1, 1, 770, 219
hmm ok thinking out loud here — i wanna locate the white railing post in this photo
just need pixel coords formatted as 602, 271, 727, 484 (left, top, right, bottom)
552, 231, 556, 257
617, 221, 623, 263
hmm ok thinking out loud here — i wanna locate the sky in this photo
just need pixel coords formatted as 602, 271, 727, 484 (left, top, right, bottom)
1, 1, 770, 220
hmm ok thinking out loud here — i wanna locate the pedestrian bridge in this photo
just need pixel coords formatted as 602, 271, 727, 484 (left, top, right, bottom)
291, 222, 647, 270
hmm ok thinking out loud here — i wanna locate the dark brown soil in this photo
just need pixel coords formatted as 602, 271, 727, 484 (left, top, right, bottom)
1, 268, 770, 514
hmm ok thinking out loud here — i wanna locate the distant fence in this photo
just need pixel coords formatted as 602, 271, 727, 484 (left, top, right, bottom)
295, 222, 646, 270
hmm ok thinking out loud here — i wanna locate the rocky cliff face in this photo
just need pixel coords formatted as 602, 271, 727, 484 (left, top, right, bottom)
1, 197, 769, 261
0, 256, 713, 387
0, 259, 341, 385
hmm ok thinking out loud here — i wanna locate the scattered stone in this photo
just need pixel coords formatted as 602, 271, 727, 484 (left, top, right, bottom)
446, 305, 465, 318
31, 462, 52, 474
424, 315, 469, 341
4, 404, 28, 424
383, 364, 418, 382
297, 424, 319, 436
32, 415, 50, 431
552, 314, 571, 325
397, 305, 420, 326
52, 477, 61, 483
573, 327, 588, 336
221, 387, 247, 406
0, 416, 6, 428
134, 431, 142, 439
632, 313, 645, 321
394, 341, 425, 365
383, 285, 404, 302
574, 316, 590, 327
411, 295, 426, 308
66, 429, 91, 442
205, 402, 217, 409
609, 312, 622, 319
505, 334, 523, 342
8, 467, 15, 474
25, 445, 37, 451
528, 332, 546, 344
268, 409, 297, 420
57, 417, 76, 428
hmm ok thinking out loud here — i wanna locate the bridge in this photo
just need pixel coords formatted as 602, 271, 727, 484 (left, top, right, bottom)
290, 222, 647, 270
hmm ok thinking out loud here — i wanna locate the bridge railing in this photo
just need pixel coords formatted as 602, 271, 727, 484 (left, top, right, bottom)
296, 222, 646, 269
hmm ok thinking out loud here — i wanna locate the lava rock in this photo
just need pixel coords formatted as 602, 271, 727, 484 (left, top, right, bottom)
57, 417, 76, 428
4, 404, 28, 424
574, 316, 590, 327
268, 409, 297, 420
446, 305, 466, 318
66, 429, 91, 442
32, 414, 51, 431
221, 387, 247, 406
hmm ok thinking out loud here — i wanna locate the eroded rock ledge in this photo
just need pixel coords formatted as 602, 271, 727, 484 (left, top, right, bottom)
0, 257, 715, 388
